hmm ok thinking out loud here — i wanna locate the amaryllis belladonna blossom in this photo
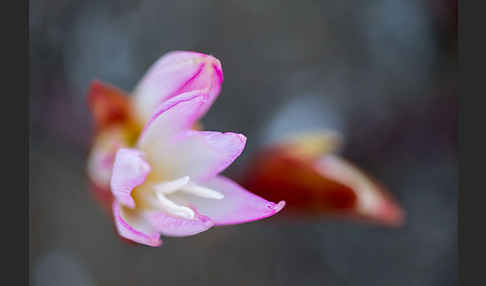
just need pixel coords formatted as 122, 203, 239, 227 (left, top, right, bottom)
241, 131, 405, 227
86, 51, 285, 246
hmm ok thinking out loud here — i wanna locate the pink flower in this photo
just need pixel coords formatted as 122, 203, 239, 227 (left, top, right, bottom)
86, 51, 285, 246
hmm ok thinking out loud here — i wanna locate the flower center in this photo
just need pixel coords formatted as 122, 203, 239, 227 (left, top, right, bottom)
153, 176, 223, 219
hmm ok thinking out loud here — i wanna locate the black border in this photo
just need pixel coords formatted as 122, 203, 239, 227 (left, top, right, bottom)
458, 1, 462, 284
26, 0, 30, 282
26, 0, 29, 284
458, 0, 462, 280
459, 0, 484, 284
6, 0, 28, 283
22, 0, 28, 284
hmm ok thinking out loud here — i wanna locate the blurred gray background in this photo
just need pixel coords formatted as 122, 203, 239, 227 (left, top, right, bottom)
29, 0, 457, 285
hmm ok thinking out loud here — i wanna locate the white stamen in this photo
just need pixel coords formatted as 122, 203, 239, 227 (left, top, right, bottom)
151, 177, 222, 220
181, 183, 224, 199
154, 176, 190, 194
155, 192, 195, 219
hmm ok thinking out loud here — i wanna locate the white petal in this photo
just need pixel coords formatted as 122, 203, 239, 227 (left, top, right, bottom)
142, 130, 246, 181
168, 176, 285, 226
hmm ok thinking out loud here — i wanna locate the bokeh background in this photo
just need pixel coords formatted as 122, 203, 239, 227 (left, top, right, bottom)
29, 0, 457, 285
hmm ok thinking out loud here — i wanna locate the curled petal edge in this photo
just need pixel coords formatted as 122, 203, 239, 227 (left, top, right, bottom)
113, 202, 162, 247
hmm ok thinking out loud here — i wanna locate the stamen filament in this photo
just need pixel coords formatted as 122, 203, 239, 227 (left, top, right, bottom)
154, 176, 190, 194
151, 176, 222, 220
181, 183, 224, 199
155, 192, 195, 219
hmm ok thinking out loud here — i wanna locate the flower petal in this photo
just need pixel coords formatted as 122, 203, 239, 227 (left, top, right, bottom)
137, 90, 208, 149
133, 51, 223, 125
315, 155, 405, 226
86, 80, 131, 131
240, 148, 358, 213
110, 148, 151, 208
112, 202, 162, 247
144, 130, 246, 181
169, 176, 285, 226
87, 126, 130, 190
89, 182, 113, 214
240, 140, 404, 226
144, 210, 214, 237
